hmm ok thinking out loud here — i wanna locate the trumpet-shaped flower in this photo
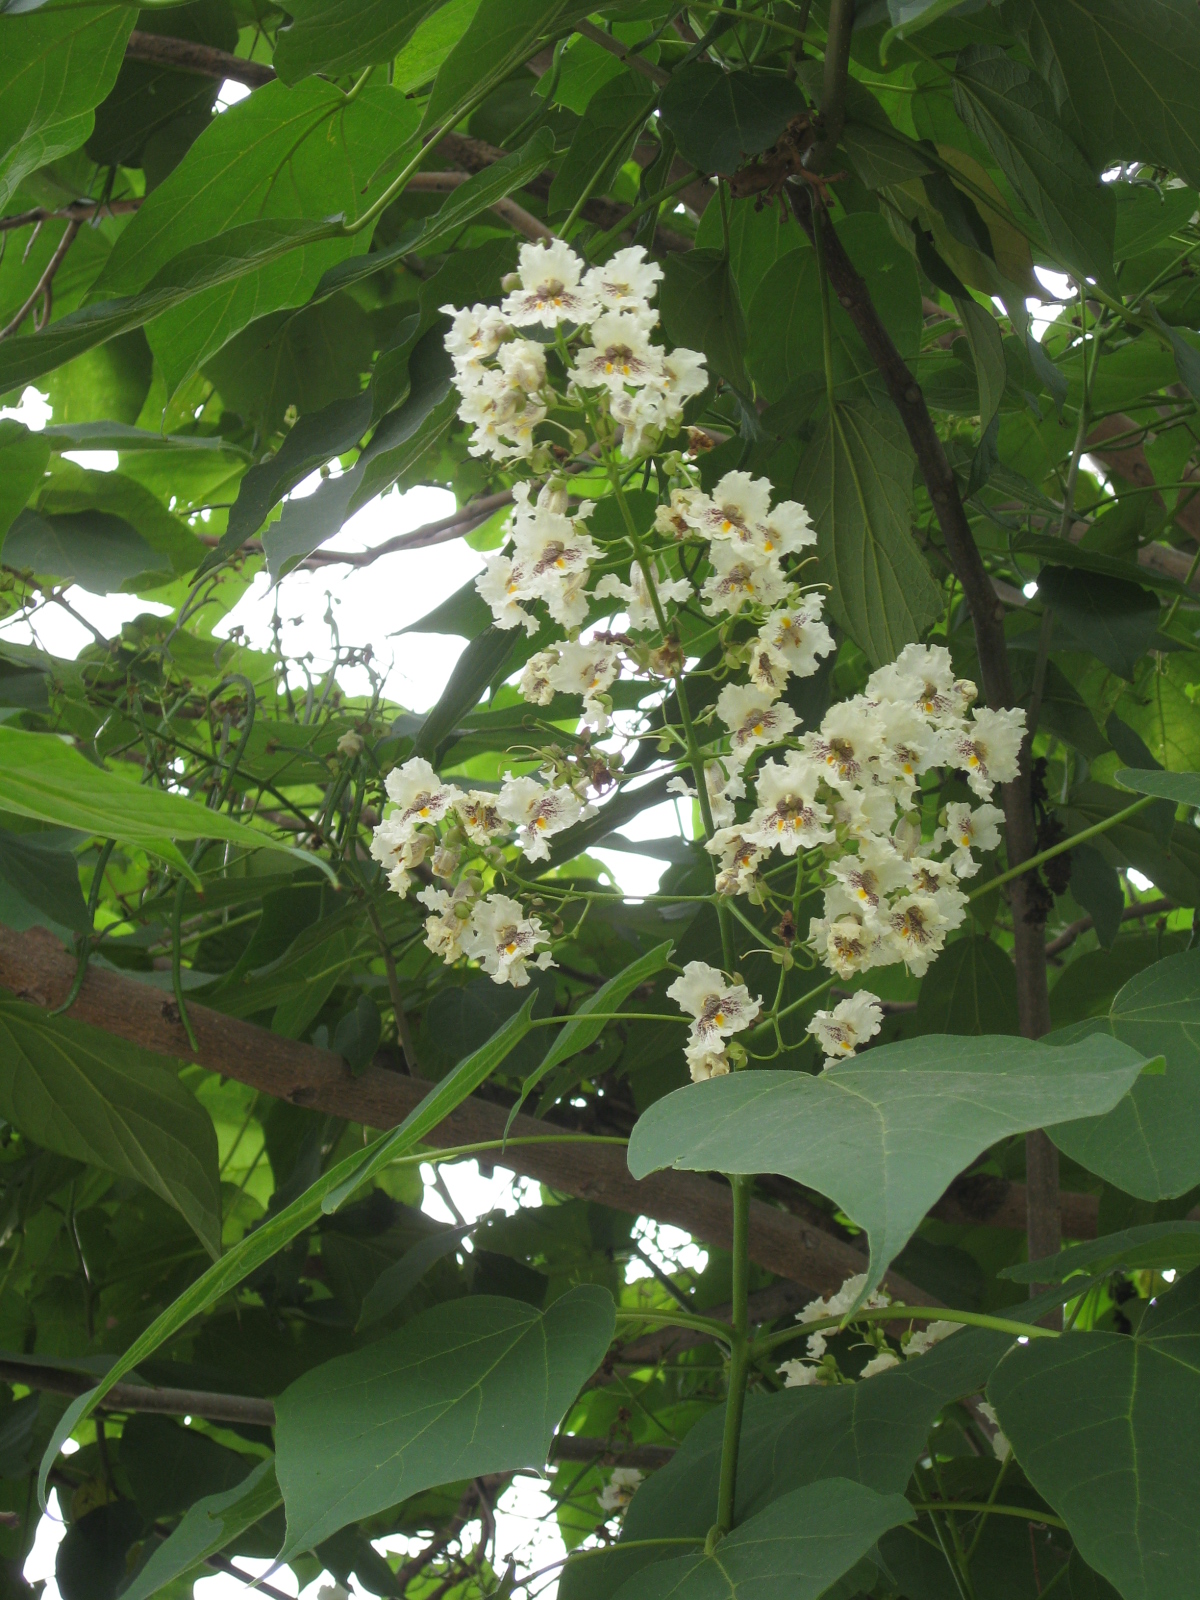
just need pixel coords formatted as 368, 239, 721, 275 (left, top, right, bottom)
807, 991, 884, 1063
497, 774, 583, 861
502, 239, 598, 327
462, 893, 555, 986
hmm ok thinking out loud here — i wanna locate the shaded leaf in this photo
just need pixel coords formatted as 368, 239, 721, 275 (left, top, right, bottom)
913, 935, 1018, 1036
1069, 844, 1124, 950
952, 295, 1005, 431
660, 250, 746, 389
356, 1223, 472, 1330
276, 1285, 616, 1556
1116, 768, 1200, 808
3, 509, 169, 595
658, 63, 805, 175
795, 400, 943, 669
0, 1000, 221, 1255
1003, 1221, 1200, 1284
0, 423, 50, 543
118, 1460, 280, 1600
274, 0, 443, 83
0, 825, 89, 935
628, 1033, 1148, 1300
549, 73, 656, 218
1035, 566, 1159, 680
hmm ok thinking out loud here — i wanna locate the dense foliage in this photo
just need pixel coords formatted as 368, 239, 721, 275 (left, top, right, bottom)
1, 1, 1200, 1598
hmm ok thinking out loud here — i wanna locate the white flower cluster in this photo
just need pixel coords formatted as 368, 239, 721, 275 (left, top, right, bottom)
369, 757, 596, 987
443, 239, 706, 465
776, 1272, 963, 1387
665, 960, 761, 1082
702, 644, 1022, 1063
598, 1466, 644, 1513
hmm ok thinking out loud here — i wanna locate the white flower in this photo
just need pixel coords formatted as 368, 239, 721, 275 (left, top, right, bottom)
946, 706, 1026, 798
885, 892, 950, 976
756, 598, 834, 680
571, 310, 663, 392
584, 246, 663, 314
455, 791, 506, 845
659, 345, 708, 405
824, 838, 912, 920
476, 553, 537, 634
830, 785, 900, 842
442, 302, 509, 371
813, 913, 882, 978
519, 649, 560, 706
905, 857, 968, 933
859, 1350, 900, 1379
778, 1360, 825, 1387
667, 960, 759, 1044
753, 498, 816, 559
549, 639, 621, 731
654, 487, 701, 540
876, 703, 940, 791
805, 699, 886, 793
706, 827, 767, 896
502, 239, 598, 327
418, 882, 474, 963
975, 1401, 1012, 1462
905, 1320, 963, 1358
867, 643, 976, 724
743, 755, 835, 855
797, 1272, 890, 1324
371, 821, 432, 897
701, 541, 789, 616
685, 1041, 732, 1082
457, 361, 546, 461
382, 758, 462, 833
716, 683, 799, 766
685, 471, 773, 544
705, 762, 745, 828
936, 801, 1004, 876
594, 565, 690, 632
461, 893, 555, 986
512, 509, 598, 594
598, 1466, 644, 1513
497, 774, 583, 861
807, 991, 884, 1062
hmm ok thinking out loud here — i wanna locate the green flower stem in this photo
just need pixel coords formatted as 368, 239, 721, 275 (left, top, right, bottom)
751, 972, 836, 1037
614, 1307, 736, 1342
586, 168, 701, 259
714, 1175, 752, 1538
968, 794, 1157, 901
753, 1304, 1060, 1359
526, 1012, 689, 1027
912, 1503, 1068, 1532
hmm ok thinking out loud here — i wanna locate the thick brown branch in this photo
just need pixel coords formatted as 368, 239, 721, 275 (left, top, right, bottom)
0, 926, 928, 1302
124, 30, 276, 88
0, 1358, 274, 1427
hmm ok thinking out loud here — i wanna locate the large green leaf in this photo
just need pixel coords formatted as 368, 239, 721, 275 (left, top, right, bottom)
658, 63, 805, 176
0, 825, 89, 935
609, 1479, 912, 1600
549, 72, 656, 218
1049, 952, 1200, 1200
1022, 0, 1200, 190
1036, 567, 1159, 679
1003, 1221, 1200, 1284
421, 0, 570, 134
38, 995, 541, 1506
0, 1000, 221, 1255
275, 1285, 616, 1556
119, 1460, 281, 1600
92, 80, 421, 389
628, 1034, 1150, 1300
0, 422, 50, 542
274, 0, 443, 83
1060, 782, 1200, 911
1116, 768, 1200, 808
989, 1267, 1200, 1600
913, 934, 1018, 1036
0, 5, 135, 209
952, 46, 1115, 288
953, 294, 1006, 432
0, 727, 323, 880
660, 250, 746, 389
3, 509, 169, 595
795, 400, 943, 669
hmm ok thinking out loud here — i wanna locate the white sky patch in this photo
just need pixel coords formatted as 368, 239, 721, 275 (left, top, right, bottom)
1128, 869, 1155, 892
216, 78, 252, 110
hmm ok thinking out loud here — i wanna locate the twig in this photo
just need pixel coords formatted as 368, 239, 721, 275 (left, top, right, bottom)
0, 220, 79, 341
0, 198, 142, 236
368, 901, 417, 1069
204, 1554, 293, 1600
408, 172, 553, 242
575, 19, 671, 85
124, 29, 275, 87
1045, 898, 1175, 958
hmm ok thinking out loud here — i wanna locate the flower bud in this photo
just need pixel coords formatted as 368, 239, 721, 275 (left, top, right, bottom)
432, 845, 461, 879
336, 730, 364, 758
894, 813, 922, 858
726, 1039, 748, 1070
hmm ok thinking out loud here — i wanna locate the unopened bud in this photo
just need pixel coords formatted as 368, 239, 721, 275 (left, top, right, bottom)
726, 1040, 748, 1070
336, 730, 364, 758
432, 845, 461, 879
501, 271, 522, 291
894, 813, 922, 858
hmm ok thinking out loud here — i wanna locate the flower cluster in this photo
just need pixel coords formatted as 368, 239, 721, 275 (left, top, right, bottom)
598, 1466, 644, 1514
665, 961, 761, 1082
776, 1272, 963, 1388
369, 757, 596, 986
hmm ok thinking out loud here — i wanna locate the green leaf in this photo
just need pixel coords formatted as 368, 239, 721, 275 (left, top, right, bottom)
118, 1459, 281, 1600
274, 0, 443, 84
275, 1284, 616, 1556
421, 0, 570, 135
1049, 952, 1200, 1200
881, 0, 971, 54
1021, 0, 1200, 190
913, 935, 1019, 1036
1148, 306, 1200, 402
795, 400, 944, 669
1116, 767, 1200, 807
0, 422, 50, 542
3, 509, 169, 595
92, 80, 421, 390
506, 941, 673, 1132
952, 295, 1005, 431
608, 1479, 912, 1600
628, 1033, 1148, 1301
1015, 536, 1196, 600
121, 1414, 257, 1523
0, 5, 135, 209
989, 1267, 1200, 1600
952, 45, 1116, 289
1060, 781, 1200, 909
1112, 182, 1199, 258
38, 995, 540, 1508
0, 999, 221, 1255
549, 73, 656, 218
1002, 1221, 1200, 1284
408, 126, 556, 258
658, 63, 805, 176
1035, 566, 1159, 679
1069, 843, 1124, 950
659, 250, 746, 389
0, 218, 342, 395
356, 1222, 472, 1330
410, 629, 520, 761
0, 727, 326, 881
0, 825, 89, 935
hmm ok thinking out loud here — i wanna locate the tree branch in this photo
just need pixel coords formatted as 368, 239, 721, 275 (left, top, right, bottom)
0, 925, 929, 1302
0, 199, 141, 236
1045, 897, 1175, 959
0, 1357, 274, 1427
0, 220, 80, 341
124, 30, 276, 88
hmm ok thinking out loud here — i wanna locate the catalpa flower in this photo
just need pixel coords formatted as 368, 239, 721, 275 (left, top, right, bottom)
442, 302, 509, 372
476, 552, 537, 634
825, 838, 911, 918
701, 541, 788, 616
498, 774, 583, 861
716, 683, 799, 766
686, 470, 773, 545
946, 707, 1025, 799
743, 756, 835, 856
594, 565, 690, 632
755, 598, 834, 681
571, 311, 662, 392
886, 893, 950, 976
462, 893, 555, 986
807, 991, 884, 1063
502, 239, 598, 327
935, 801, 1003, 877
667, 960, 759, 1045
867, 643, 975, 725
684, 1040, 732, 1083
455, 791, 506, 845
706, 827, 767, 897
382, 758, 462, 834
417, 882, 474, 964
804, 699, 886, 793
584, 246, 663, 315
